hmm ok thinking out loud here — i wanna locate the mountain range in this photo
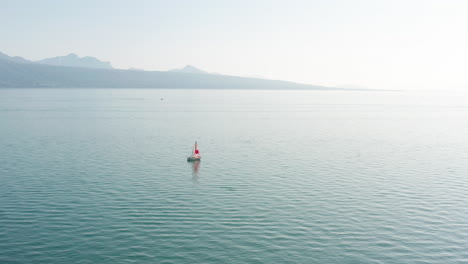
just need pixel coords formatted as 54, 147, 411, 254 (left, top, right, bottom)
0, 52, 113, 69
0, 51, 339, 90
36, 53, 113, 69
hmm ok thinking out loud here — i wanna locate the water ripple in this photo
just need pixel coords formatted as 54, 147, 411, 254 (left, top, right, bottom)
2, 89, 468, 263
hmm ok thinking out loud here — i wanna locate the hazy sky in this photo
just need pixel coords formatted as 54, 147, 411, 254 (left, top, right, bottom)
2, 0, 468, 90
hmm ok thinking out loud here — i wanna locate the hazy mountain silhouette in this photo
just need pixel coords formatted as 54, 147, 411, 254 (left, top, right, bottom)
169, 65, 207, 74
0, 52, 31, 64
36, 53, 113, 69
0, 52, 340, 90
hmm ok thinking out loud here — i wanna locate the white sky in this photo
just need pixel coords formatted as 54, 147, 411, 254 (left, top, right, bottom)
2, 0, 468, 90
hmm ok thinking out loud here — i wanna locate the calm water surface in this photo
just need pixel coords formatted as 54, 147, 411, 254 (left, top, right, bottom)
1, 89, 468, 263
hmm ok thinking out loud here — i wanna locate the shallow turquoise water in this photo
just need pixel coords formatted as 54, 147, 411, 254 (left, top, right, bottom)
1, 89, 468, 263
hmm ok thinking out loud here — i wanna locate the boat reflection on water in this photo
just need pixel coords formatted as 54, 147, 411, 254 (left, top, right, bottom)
191, 160, 200, 180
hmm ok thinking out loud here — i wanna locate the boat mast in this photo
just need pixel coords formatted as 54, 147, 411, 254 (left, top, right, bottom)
191, 141, 198, 156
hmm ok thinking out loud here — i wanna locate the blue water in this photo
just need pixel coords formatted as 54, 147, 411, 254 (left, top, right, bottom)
1, 88, 468, 263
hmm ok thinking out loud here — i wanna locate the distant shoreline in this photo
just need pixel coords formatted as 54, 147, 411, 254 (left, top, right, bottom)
0, 56, 343, 90
0, 86, 378, 91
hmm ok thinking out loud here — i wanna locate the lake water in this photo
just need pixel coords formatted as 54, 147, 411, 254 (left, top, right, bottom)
1, 88, 468, 263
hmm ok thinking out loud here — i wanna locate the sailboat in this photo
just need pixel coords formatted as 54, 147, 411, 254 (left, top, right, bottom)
187, 141, 201, 162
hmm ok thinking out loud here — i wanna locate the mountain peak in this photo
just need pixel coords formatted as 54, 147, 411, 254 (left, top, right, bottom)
0, 51, 31, 64
182, 65, 198, 70
36, 53, 112, 69
169, 65, 207, 74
